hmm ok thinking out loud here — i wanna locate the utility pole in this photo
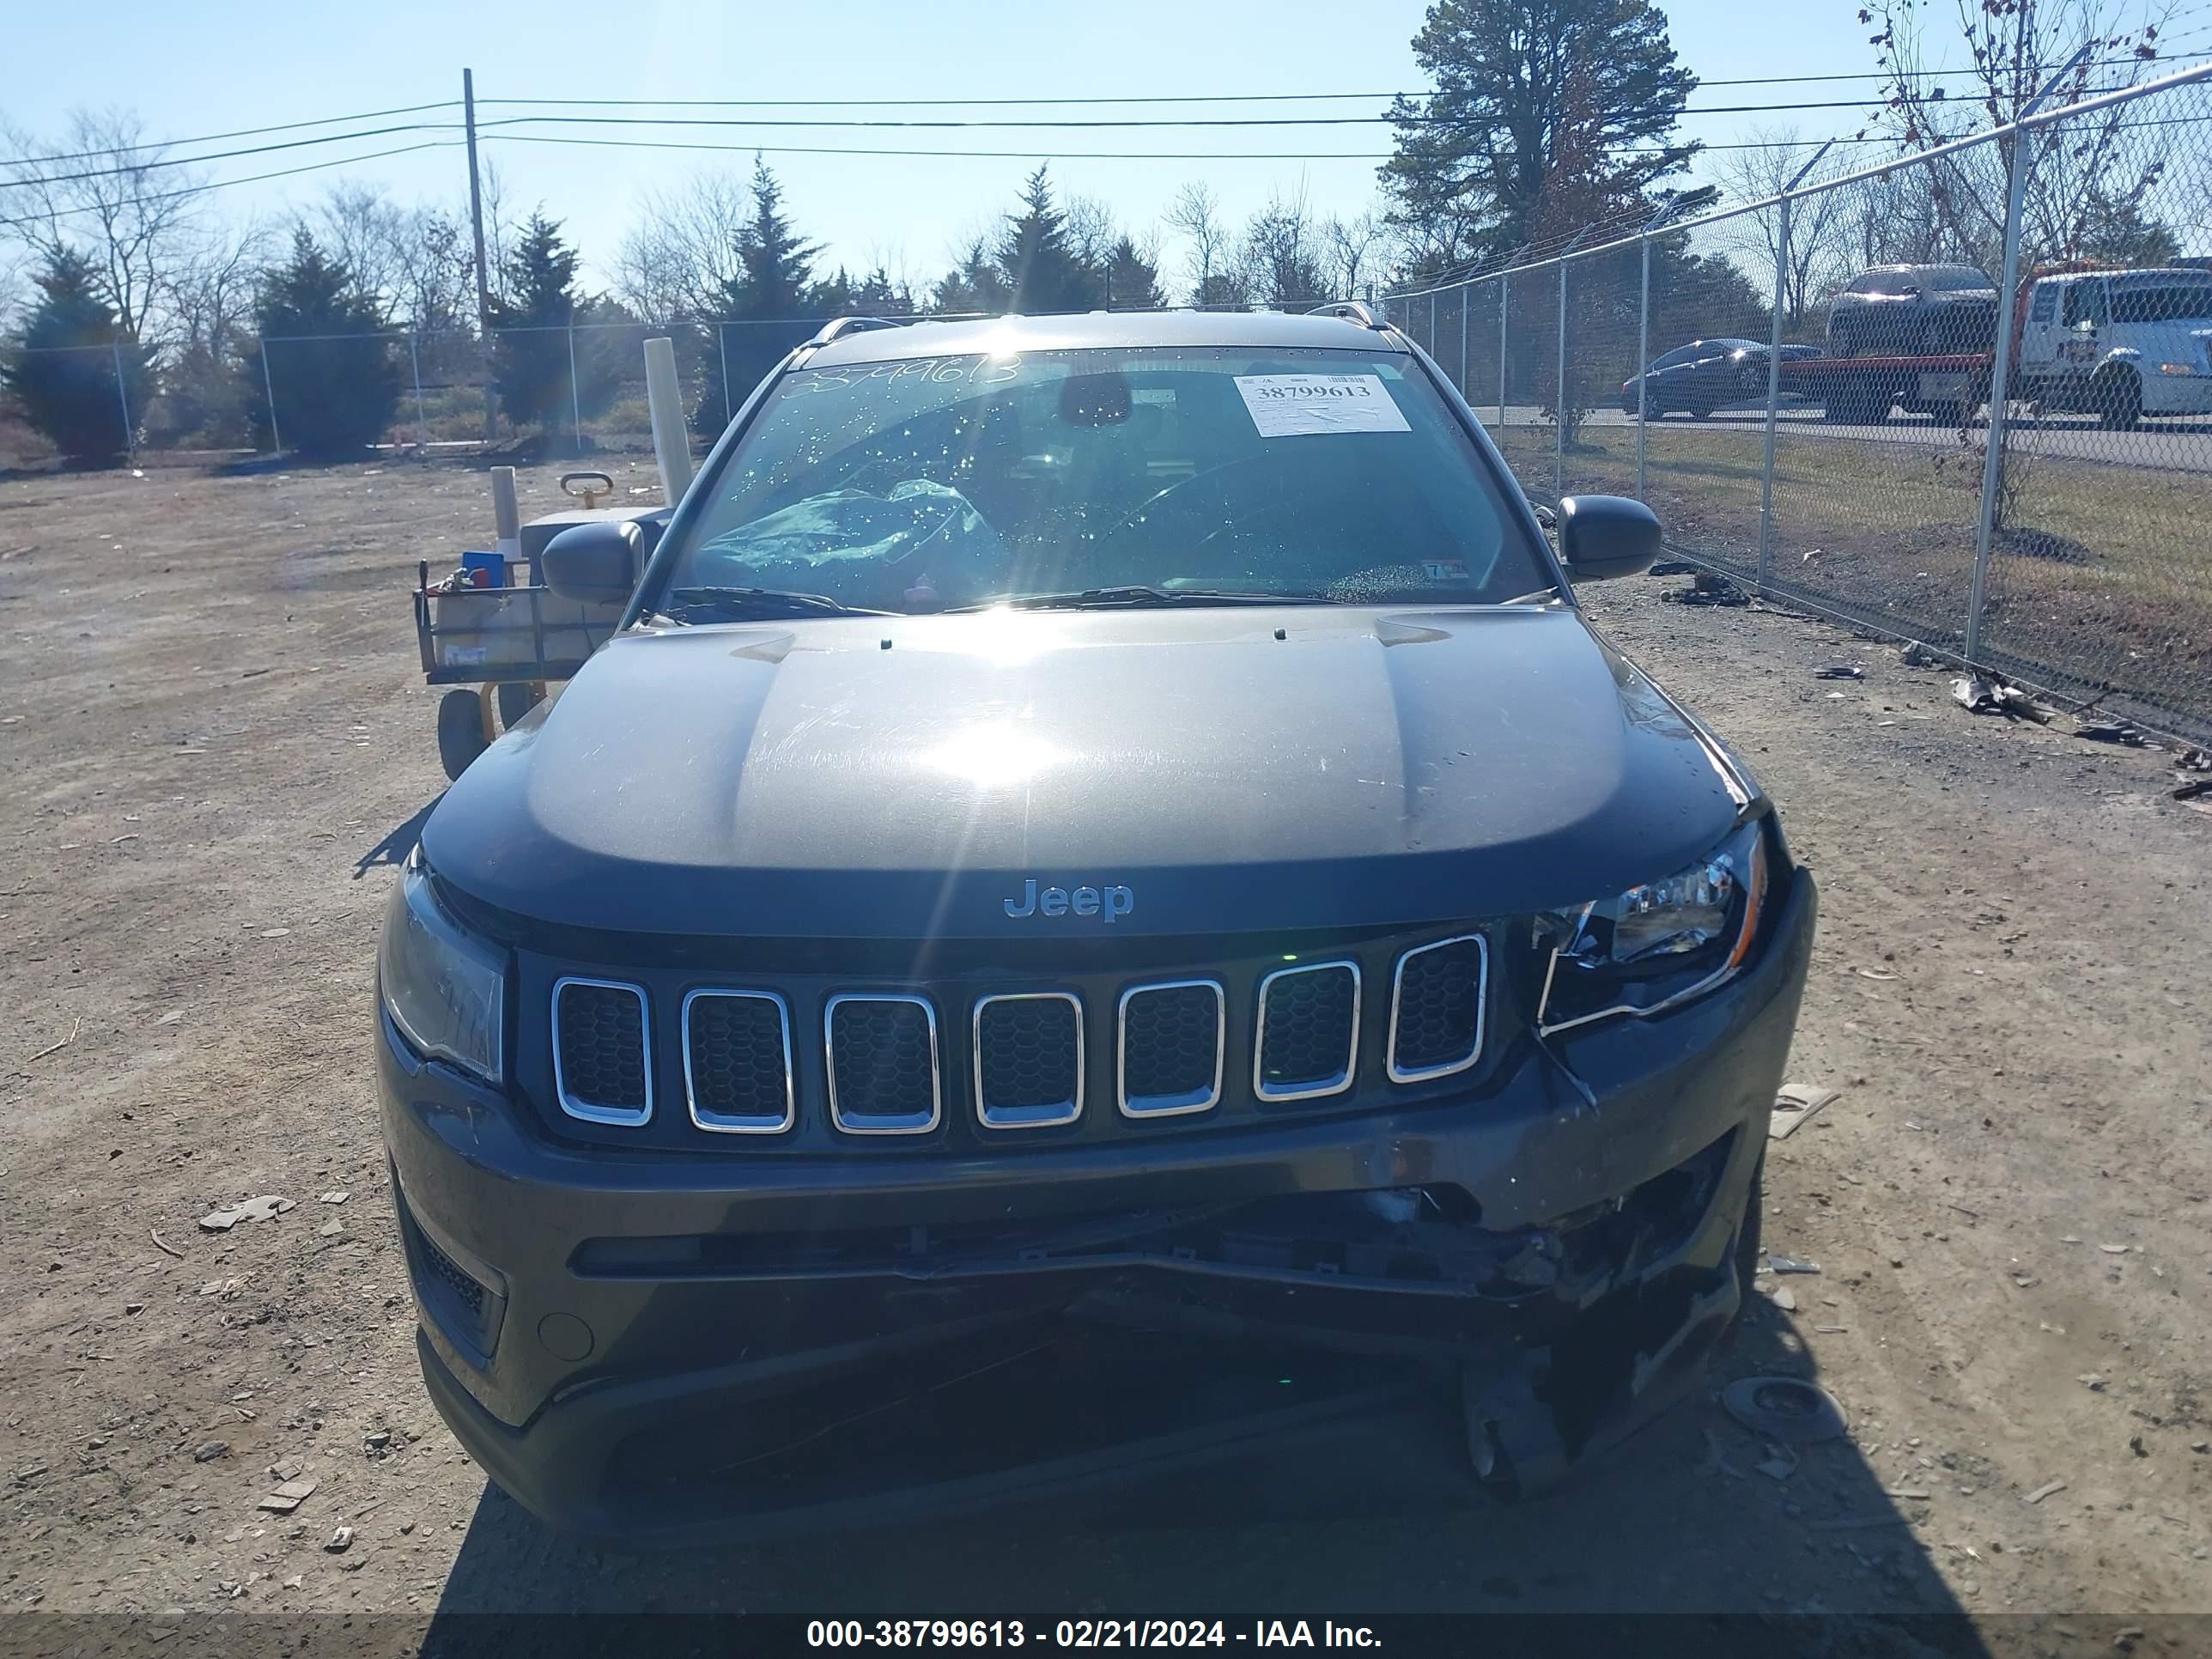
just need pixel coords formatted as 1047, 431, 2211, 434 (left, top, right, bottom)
464, 68, 498, 444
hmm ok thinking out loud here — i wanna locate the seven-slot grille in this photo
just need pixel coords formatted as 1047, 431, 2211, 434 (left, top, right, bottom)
1252, 962, 1361, 1102
544, 938, 1486, 1137
683, 990, 794, 1133
973, 993, 1084, 1127
552, 976, 652, 1124
826, 994, 942, 1134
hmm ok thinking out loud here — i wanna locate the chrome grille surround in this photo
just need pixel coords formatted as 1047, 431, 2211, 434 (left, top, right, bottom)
1385, 934, 1489, 1084
1115, 978, 1227, 1118
681, 988, 796, 1134
1251, 961, 1362, 1103
551, 975, 653, 1126
971, 991, 1085, 1129
823, 992, 942, 1135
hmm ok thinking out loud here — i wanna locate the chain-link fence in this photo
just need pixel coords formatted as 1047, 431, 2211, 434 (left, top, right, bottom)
1388, 60, 2212, 746
0, 313, 957, 469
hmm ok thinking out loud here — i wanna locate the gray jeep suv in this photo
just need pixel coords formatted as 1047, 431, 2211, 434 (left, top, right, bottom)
374, 307, 1816, 1545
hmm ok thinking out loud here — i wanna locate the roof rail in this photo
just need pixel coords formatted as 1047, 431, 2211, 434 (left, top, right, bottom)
804, 315, 904, 347
1306, 300, 1385, 329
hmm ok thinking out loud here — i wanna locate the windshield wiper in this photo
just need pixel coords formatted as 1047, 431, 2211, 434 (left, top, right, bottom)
951, 585, 1336, 612
655, 586, 899, 622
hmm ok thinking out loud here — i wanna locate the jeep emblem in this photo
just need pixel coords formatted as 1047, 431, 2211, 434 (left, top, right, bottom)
1004, 878, 1134, 923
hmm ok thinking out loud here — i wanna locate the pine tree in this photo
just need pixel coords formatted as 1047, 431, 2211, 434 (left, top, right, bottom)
0, 251, 153, 465
244, 230, 399, 459
994, 167, 1104, 315
1103, 237, 1166, 310
697, 159, 825, 434
932, 237, 1012, 315
489, 213, 620, 434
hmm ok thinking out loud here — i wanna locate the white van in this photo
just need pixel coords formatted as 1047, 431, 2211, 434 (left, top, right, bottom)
2014, 268, 2212, 428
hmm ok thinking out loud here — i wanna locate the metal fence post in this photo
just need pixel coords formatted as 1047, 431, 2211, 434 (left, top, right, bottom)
1428, 290, 1437, 358
1458, 283, 1468, 397
1554, 258, 1568, 500
260, 338, 282, 456
1758, 195, 1791, 590
110, 340, 136, 466
1636, 233, 1651, 501
719, 324, 732, 428
1966, 54, 2087, 663
568, 325, 584, 450
1498, 272, 1509, 427
409, 331, 428, 440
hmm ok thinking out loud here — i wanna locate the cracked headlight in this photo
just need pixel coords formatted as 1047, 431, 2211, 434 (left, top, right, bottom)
1536, 818, 1769, 1034
379, 849, 507, 1085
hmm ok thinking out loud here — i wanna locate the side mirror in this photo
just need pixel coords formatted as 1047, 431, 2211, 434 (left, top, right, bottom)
1556, 495, 1661, 583
541, 519, 641, 605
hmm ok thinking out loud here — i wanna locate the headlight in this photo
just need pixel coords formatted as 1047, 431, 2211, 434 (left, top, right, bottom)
1535, 817, 1769, 1035
379, 850, 507, 1084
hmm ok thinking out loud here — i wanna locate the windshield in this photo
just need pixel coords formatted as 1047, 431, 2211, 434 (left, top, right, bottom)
656, 343, 1551, 614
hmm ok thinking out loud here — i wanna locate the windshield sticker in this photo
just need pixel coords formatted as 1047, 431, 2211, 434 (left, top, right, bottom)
1234, 374, 1412, 438
1423, 559, 1472, 584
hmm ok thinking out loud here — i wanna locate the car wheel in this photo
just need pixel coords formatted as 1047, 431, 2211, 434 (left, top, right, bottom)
1689, 399, 1717, 422
2095, 367, 2143, 432
436, 688, 491, 781
1924, 400, 1966, 428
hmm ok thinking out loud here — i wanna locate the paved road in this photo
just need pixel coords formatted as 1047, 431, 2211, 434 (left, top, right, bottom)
1480, 399, 2212, 472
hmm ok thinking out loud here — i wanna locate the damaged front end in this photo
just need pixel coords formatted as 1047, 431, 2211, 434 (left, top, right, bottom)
511, 1127, 1753, 1535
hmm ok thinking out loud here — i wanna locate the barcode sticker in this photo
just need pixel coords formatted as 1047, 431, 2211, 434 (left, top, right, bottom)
1234, 374, 1412, 438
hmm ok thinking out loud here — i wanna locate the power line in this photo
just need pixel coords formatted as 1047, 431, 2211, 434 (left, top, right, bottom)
0, 100, 461, 170
0, 122, 459, 191
483, 133, 1401, 161
0, 141, 460, 231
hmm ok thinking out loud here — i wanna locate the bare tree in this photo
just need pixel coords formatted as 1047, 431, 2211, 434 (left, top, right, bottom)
1862, 0, 2181, 266
1712, 125, 1856, 328
1322, 210, 1387, 301
615, 170, 750, 320
1242, 185, 1329, 309
0, 109, 211, 346
1164, 182, 1232, 306
1061, 194, 1120, 280
308, 182, 411, 319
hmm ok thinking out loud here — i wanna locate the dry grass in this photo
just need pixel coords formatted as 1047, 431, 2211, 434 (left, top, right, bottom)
1520, 422, 2212, 731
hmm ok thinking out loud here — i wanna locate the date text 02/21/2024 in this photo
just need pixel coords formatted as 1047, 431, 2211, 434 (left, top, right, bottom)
805, 1621, 1382, 1649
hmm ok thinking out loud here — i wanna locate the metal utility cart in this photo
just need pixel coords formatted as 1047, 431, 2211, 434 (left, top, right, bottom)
413, 470, 660, 781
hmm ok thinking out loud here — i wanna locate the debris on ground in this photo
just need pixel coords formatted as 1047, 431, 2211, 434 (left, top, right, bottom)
2174, 776, 2212, 805
1770, 1083, 1840, 1140
2024, 1479, 2069, 1504
1953, 672, 2055, 722
1769, 1255, 1822, 1275
198, 1194, 295, 1231
1767, 1285, 1799, 1311
2075, 720, 2148, 745
1900, 641, 1939, 667
1721, 1377, 1848, 1444
1650, 558, 1698, 577
1814, 665, 1866, 680
257, 1478, 318, 1514
192, 1442, 228, 1462
324, 1525, 354, 1553
319, 1191, 350, 1205
1756, 1443, 1799, 1481
2176, 747, 2212, 774
1664, 571, 1748, 608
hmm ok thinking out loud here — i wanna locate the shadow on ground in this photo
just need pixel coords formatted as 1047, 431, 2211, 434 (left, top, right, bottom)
415, 1301, 1984, 1652
356, 797, 441, 880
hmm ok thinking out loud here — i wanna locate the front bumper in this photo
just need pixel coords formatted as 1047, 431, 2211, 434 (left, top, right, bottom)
380, 867, 1815, 1546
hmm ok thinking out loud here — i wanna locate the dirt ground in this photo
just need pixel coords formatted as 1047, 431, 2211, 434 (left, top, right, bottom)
3, 457, 2209, 1647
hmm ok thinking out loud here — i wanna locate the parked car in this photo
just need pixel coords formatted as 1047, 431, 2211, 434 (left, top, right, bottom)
376, 305, 1818, 1543
1825, 264, 1999, 359
1620, 340, 1820, 419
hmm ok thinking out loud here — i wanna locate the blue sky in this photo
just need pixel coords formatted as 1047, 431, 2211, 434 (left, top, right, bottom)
0, 1, 2041, 297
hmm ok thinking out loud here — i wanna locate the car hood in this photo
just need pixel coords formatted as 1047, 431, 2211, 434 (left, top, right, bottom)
421, 606, 1753, 939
